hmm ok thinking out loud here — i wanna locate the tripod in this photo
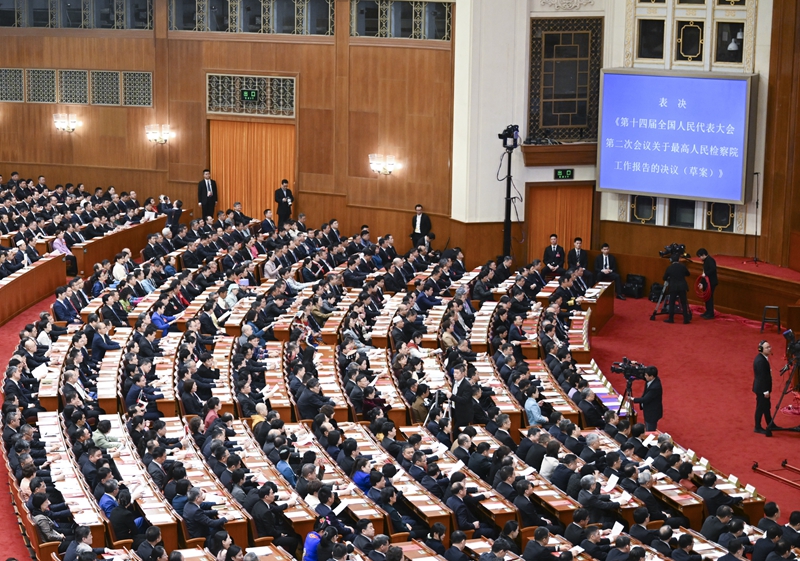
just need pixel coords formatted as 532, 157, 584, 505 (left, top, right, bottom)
649, 280, 691, 321
618, 377, 636, 415
764, 359, 800, 437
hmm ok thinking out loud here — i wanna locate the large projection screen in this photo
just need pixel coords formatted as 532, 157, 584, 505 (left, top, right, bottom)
596, 69, 758, 204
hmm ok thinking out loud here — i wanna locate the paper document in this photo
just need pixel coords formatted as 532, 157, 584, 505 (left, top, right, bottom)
609, 521, 624, 541
602, 474, 619, 493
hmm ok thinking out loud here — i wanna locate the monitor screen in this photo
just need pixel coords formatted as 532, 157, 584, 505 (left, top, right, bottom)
596, 70, 757, 204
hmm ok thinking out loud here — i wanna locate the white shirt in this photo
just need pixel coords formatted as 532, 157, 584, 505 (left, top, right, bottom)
603, 255, 609, 270
206, 179, 213, 196
415, 215, 422, 234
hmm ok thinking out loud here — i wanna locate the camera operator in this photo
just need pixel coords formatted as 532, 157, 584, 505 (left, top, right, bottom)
662, 254, 690, 324
632, 367, 662, 431
696, 248, 718, 319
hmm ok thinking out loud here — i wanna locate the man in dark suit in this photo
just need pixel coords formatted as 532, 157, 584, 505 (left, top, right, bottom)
662, 253, 690, 323
594, 243, 625, 299
543, 234, 566, 277
632, 368, 663, 431
449, 364, 473, 431
523, 527, 564, 561
446, 482, 495, 538
568, 237, 593, 285
274, 179, 293, 227
700, 505, 734, 543
197, 169, 218, 220
410, 204, 432, 248
753, 340, 773, 434
184, 487, 227, 540
696, 472, 744, 520
444, 532, 469, 561
696, 248, 718, 319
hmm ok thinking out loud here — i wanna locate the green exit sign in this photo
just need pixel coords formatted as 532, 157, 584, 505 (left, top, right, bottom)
241, 89, 259, 101
554, 168, 574, 180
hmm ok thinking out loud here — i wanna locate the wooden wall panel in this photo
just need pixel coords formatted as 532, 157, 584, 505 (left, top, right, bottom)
762, 0, 800, 269
597, 220, 748, 258
526, 182, 595, 262
0, 0, 454, 248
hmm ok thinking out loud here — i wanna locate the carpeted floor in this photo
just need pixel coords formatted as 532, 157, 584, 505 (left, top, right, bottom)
592, 297, 800, 520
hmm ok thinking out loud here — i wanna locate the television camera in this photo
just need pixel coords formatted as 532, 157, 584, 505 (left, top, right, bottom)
659, 242, 688, 259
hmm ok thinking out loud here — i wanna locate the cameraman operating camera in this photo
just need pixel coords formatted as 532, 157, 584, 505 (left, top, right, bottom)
632, 367, 662, 431
662, 254, 690, 324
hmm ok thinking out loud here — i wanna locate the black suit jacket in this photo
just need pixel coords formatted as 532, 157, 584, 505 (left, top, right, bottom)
633, 377, 663, 423
663, 262, 690, 293
753, 354, 772, 395
544, 244, 566, 269
274, 187, 293, 218
702, 255, 718, 287
450, 379, 474, 429
411, 213, 432, 239
568, 248, 589, 270
594, 253, 619, 275
198, 179, 218, 207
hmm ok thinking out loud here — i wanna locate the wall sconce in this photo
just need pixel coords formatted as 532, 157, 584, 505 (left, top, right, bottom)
369, 154, 398, 175
53, 113, 82, 132
145, 124, 175, 144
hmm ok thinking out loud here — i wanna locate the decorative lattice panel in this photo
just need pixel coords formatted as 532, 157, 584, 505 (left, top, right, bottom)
26, 69, 57, 103
0, 69, 25, 102
122, 71, 153, 106
91, 71, 121, 105
58, 69, 89, 104
527, 17, 603, 143
207, 73, 296, 117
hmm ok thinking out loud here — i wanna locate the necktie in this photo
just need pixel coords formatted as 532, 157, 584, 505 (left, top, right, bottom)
576, 249, 580, 260
206, 180, 212, 197
604, 256, 608, 270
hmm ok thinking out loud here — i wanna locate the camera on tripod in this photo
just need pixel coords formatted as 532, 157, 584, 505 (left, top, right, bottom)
610, 357, 651, 381
783, 329, 800, 359
498, 124, 520, 150
659, 242, 687, 259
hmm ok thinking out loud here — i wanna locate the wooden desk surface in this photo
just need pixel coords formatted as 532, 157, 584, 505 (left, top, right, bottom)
73, 216, 166, 276
0, 254, 65, 327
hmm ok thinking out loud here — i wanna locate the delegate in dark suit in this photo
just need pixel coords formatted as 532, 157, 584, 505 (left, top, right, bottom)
753, 345, 773, 432
594, 247, 623, 297
543, 243, 566, 276
197, 173, 218, 220
663, 257, 691, 323
568, 245, 593, 284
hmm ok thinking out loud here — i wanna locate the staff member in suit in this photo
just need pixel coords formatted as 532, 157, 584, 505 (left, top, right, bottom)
543, 234, 566, 277
594, 243, 625, 300
632, 367, 662, 431
449, 363, 473, 432
696, 248, 718, 319
274, 179, 293, 227
753, 340, 773, 435
662, 254, 690, 323
568, 237, 592, 285
411, 204, 431, 248
197, 169, 218, 221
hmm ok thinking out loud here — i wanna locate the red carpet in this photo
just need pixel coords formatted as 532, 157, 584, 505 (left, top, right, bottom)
593, 297, 800, 520
701, 254, 800, 283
